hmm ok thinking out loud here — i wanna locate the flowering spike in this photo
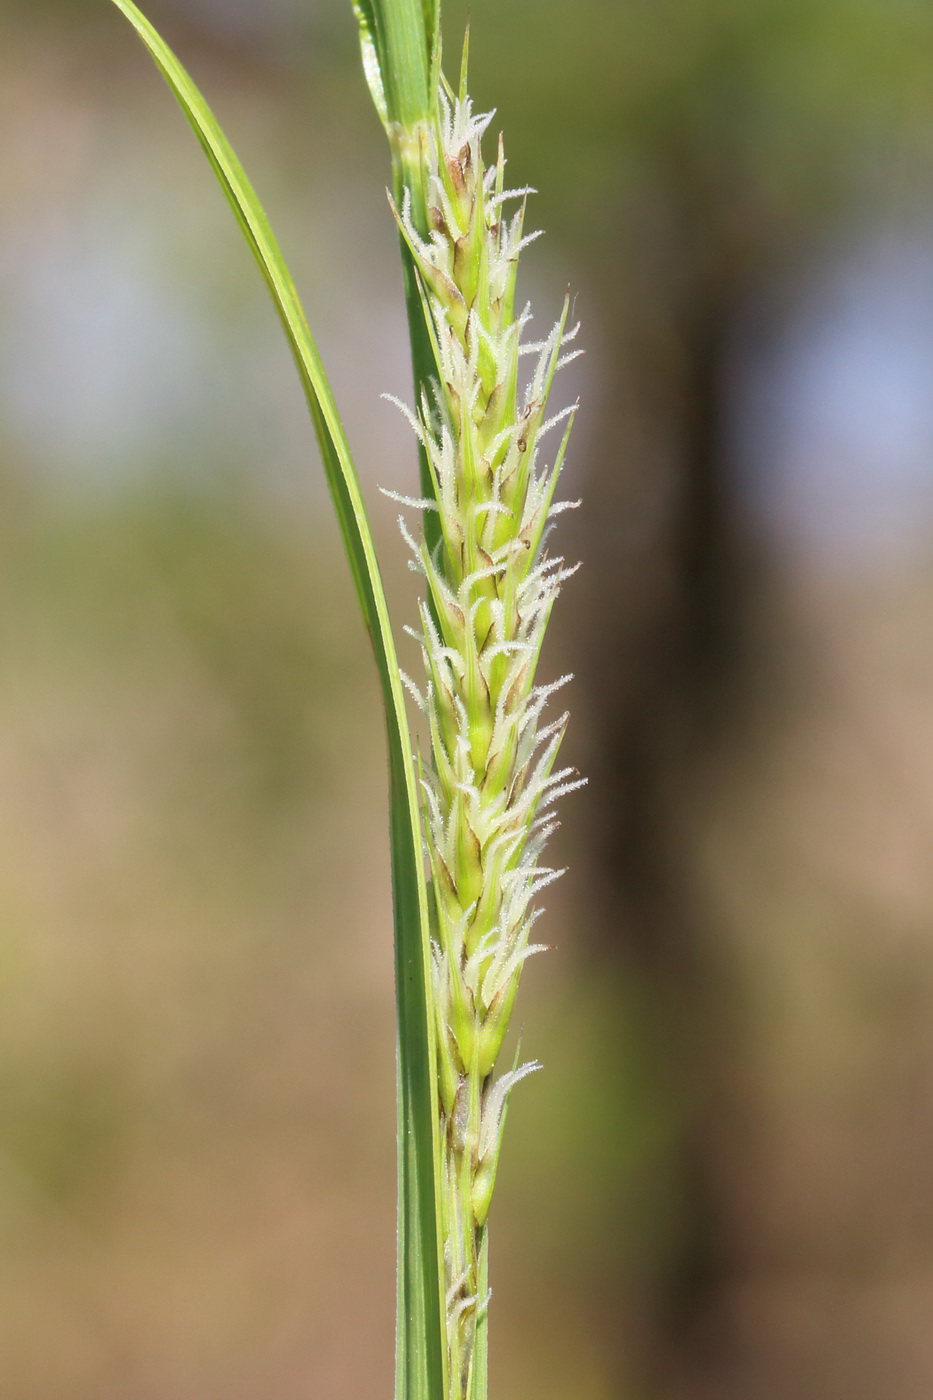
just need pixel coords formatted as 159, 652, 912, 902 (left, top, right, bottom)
385, 46, 583, 1400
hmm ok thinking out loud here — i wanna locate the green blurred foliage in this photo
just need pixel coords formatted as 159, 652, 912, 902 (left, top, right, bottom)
450, 0, 933, 229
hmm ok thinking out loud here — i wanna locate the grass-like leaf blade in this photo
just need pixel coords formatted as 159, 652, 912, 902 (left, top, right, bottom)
104, 5, 446, 1398
365, 0, 432, 129
356, 0, 442, 549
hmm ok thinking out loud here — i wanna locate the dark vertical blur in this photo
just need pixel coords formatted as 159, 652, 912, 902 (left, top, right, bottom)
4, 1, 933, 1398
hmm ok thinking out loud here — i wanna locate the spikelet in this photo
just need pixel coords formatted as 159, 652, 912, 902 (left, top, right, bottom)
389, 66, 584, 1400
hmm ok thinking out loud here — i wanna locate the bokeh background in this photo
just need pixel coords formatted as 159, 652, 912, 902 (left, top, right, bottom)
3, 1, 933, 1396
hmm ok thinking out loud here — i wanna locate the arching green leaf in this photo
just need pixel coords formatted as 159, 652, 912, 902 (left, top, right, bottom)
105, 5, 446, 1398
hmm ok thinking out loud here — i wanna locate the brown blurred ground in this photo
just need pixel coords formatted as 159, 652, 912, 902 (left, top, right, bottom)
3, 2, 933, 1398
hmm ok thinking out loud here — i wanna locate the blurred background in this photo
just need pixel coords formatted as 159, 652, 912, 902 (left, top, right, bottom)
3, 0, 933, 1396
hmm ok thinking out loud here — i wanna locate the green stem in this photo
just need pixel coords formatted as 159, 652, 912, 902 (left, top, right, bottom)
376, 0, 433, 130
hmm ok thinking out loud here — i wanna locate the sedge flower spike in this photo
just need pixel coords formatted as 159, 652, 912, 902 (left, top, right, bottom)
388, 71, 585, 1400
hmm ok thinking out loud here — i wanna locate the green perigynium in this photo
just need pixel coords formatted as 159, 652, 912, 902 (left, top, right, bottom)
385, 70, 584, 1399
